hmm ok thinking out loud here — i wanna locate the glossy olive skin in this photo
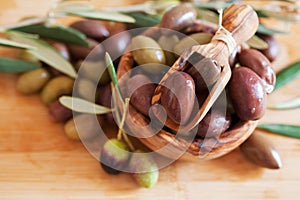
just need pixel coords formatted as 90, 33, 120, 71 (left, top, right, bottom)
103, 31, 131, 60
238, 48, 276, 93
161, 71, 196, 124
16, 68, 51, 94
256, 33, 279, 62
131, 35, 166, 68
68, 38, 104, 61
240, 132, 282, 169
48, 100, 72, 123
70, 20, 110, 40
97, 83, 116, 126
196, 110, 231, 138
160, 5, 197, 32
126, 74, 156, 116
228, 67, 266, 121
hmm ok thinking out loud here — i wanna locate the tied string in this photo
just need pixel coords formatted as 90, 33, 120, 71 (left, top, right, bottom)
211, 9, 237, 54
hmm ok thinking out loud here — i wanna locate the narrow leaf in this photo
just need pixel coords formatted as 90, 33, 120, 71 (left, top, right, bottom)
0, 38, 35, 49
8, 31, 77, 78
258, 124, 300, 139
268, 97, 300, 110
274, 61, 300, 91
55, 1, 94, 13
127, 13, 160, 28
246, 35, 268, 50
0, 17, 46, 30
66, 10, 135, 23
257, 24, 288, 35
59, 96, 113, 114
105, 52, 124, 104
12, 24, 88, 46
0, 57, 39, 73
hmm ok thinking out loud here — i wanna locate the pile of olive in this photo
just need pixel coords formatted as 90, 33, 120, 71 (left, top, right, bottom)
15, 4, 279, 168
120, 5, 277, 141
16, 19, 131, 140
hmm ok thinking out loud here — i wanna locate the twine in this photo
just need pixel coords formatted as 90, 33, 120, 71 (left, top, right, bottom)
211, 9, 237, 54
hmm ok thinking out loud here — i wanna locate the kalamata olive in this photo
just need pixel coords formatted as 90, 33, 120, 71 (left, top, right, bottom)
49, 100, 72, 123
41, 76, 74, 106
103, 31, 131, 60
173, 33, 213, 55
16, 68, 51, 94
131, 35, 166, 73
68, 38, 104, 61
186, 57, 220, 92
70, 20, 110, 41
126, 74, 156, 116
238, 48, 276, 93
228, 67, 266, 121
256, 33, 279, 62
97, 83, 116, 126
196, 110, 231, 138
160, 5, 197, 32
51, 42, 70, 60
240, 132, 282, 169
161, 71, 195, 124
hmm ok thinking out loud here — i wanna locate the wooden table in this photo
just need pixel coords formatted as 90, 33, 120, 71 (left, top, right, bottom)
0, 1, 300, 199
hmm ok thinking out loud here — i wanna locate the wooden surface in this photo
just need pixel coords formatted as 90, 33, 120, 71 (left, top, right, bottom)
0, 1, 300, 199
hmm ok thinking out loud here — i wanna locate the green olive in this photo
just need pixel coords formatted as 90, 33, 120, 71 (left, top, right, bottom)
19, 50, 40, 63
76, 78, 97, 102
41, 76, 74, 105
17, 68, 51, 94
158, 35, 179, 66
173, 33, 213, 55
131, 35, 166, 73
77, 60, 110, 85
64, 114, 101, 141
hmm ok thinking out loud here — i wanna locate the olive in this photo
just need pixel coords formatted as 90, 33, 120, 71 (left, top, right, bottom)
49, 100, 72, 123
51, 42, 70, 60
256, 33, 279, 62
41, 76, 74, 106
77, 60, 110, 85
158, 35, 180, 66
68, 38, 104, 61
160, 5, 197, 32
75, 78, 97, 102
228, 67, 266, 121
70, 20, 110, 41
16, 68, 51, 94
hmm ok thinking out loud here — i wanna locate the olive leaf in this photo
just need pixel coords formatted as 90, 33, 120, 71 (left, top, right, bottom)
257, 24, 288, 35
268, 97, 300, 110
59, 96, 113, 114
246, 35, 269, 50
8, 31, 77, 78
258, 124, 300, 139
0, 38, 35, 49
0, 17, 47, 30
0, 57, 40, 73
66, 10, 135, 23
12, 24, 89, 46
127, 13, 161, 28
55, 1, 94, 13
274, 61, 300, 91
105, 52, 124, 103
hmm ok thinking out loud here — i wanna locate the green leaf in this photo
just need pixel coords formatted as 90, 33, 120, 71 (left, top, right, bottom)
268, 97, 300, 110
8, 31, 77, 78
257, 24, 288, 35
246, 35, 269, 50
66, 10, 135, 23
55, 1, 94, 13
258, 124, 300, 139
12, 24, 88, 47
105, 52, 124, 104
0, 57, 39, 73
59, 96, 113, 114
0, 38, 35, 49
127, 13, 161, 28
274, 61, 300, 91
0, 17, 46, 30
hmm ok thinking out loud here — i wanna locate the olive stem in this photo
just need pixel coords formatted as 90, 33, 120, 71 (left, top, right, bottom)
116, 98, 135, 151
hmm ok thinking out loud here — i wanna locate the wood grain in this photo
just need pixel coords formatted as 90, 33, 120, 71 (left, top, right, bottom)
0, 1, 300, 199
